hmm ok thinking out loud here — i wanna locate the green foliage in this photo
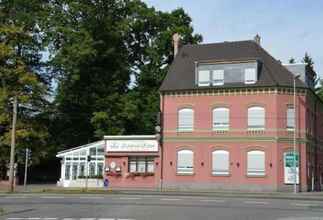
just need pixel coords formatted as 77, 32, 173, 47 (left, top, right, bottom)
47, 0, 201, 151
0, 0, 50, 178
288, 57, 295, 64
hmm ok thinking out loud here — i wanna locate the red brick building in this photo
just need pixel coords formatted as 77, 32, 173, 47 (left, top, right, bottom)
58, 35, 323, 192
159, 35, 323, 192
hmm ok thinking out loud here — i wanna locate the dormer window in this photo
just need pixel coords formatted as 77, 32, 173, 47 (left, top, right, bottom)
212, 70, 224, 86
196, 61, 258, 87
198, 70, 210, 86
245, 68, 257, 84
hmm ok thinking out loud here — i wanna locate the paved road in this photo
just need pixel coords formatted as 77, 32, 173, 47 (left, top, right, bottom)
1, 193, 323, 220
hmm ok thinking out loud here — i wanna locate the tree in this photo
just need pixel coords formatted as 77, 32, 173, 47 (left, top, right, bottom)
47, 0, 202, 150
46, 0, 135, 150
289, 57, 296, 64
123, 3, 202, 134
0, 0, 50, 179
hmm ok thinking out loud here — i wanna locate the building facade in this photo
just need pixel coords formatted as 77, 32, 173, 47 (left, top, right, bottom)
159, 36, 323, 192
56, 36, 323, 192
104, 135, 160, 189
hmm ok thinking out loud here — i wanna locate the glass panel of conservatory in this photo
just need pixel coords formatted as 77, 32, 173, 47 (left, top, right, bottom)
79, 162, 85, 177
89, 163, 96, 176
65, 163, 71, 180
72, 163, 78, 180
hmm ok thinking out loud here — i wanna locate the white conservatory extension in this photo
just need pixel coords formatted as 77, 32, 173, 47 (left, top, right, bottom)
56, 141, 105, 187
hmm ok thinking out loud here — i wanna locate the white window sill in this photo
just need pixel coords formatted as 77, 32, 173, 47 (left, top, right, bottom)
212, 127, 229, 131
212, 172, 230, 177
247, 173, 266, 178
176, 173, 194, 176
177, 129, 194, 133
247, 127, 265, 131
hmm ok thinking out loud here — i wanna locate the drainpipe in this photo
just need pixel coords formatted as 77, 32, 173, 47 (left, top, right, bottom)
160, 93, 165, 191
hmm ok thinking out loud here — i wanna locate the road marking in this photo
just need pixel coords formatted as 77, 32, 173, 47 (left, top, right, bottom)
117, 219, 136, 220
7, 218, 25, 220
4, 196, 27, 199
98, 218, 115, 220
79, 197, 104, 199
40, 196, 64, 199
244, 201, 268, 205
42, 218, 58, 220
28, 218, 41, 220
119, 197, 141, 200
200, 199, 225, 203
160, 198, 182, 201
291, 203, 313, 207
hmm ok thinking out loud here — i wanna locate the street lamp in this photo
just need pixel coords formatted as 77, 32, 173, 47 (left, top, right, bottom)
293, 74, 300, 194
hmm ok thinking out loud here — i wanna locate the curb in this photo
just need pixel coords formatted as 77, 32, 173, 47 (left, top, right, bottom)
1, 189, 323, 201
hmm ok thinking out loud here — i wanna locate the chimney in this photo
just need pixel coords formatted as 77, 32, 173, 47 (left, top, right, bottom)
254, 34, 261, 45
172, 33, 181, 56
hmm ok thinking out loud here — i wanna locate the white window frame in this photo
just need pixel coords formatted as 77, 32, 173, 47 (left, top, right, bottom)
247, 150, 265, 176
248, 106, 265, 130
212, 150, 230, 175
287, 106, 295, 130
212, 107, 229, 130
198, 70, 211, 86
244, 68, 257, 84
128, 157, 155, 173
178, 108, 194, 132
212, 69, 224, 86
177, 149, 194, 175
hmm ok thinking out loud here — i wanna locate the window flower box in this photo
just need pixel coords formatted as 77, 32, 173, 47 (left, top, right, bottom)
126, 172, 154, 178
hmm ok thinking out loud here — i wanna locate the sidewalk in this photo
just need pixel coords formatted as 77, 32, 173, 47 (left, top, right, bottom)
1, 184, 323, 201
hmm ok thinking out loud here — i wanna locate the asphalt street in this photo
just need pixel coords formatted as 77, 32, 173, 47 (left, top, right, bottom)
1, 193, 323, 220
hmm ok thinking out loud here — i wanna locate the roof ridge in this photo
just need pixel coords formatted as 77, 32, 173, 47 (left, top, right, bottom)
183, 40, 256, 48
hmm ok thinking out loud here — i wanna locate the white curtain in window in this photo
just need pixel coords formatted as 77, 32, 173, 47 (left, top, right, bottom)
177, 150, 194, 174
212, 70, 224, 85
247, 150, 265, 176
245, 68, 256, 84
212, 150, 229, 175
198, 70, 210, 86
213, 107, 229, 130
178, 108, 194, 131
287, 107, 295, 129
248, 106, 265, 129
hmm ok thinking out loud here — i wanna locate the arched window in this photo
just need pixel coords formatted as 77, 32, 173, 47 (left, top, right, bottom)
248, 106, 265, 129
177, 149, 194, 174
212, 150, 229, 175
286, 105, 295, 130
213, 107, 229, 130
247, 150, 265, 176
178, 108, 194, 131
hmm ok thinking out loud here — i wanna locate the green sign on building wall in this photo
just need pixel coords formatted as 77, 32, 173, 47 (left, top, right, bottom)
284, 152, 299, 184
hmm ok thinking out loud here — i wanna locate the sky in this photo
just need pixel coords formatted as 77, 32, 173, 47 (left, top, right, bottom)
144, 0, 323, 78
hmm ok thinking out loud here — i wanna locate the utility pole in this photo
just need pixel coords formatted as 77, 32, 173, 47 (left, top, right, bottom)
8, 96, 17, 192
293, 75, 300, 193
24, 148, 29, 190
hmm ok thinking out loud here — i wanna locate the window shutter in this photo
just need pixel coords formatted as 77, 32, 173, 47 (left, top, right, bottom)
287, 107, 295, 129
212, 70, 224, 85
247, 151, 265, 176
245, 68, 256, 84
248, 106, 265, 129
212, 150, 229, 175
177, 150, 194, 174
198, 70, 210, 86
178, 108, 194, 131
213, 108, 229, 130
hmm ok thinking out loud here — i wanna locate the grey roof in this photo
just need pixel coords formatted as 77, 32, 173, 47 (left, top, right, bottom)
160, 40, 305, 92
